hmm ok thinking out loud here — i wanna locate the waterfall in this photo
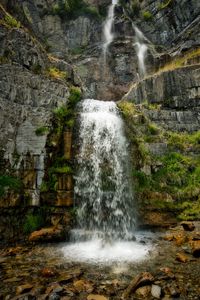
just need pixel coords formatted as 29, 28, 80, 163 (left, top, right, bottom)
133, 26, 148, 77
74, 99, 135, 241
103, 0, 118, 56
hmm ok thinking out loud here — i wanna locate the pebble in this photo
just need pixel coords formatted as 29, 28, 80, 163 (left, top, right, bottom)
151, 284, 162, 299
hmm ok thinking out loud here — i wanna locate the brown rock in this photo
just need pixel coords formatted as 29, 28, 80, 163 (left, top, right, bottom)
73, 279, 93, 293
181, 221, 195, 231
159, 267, 175, 279
176, 252, 189, 263
87, 295, 108, 300
41, 267, 57, 278
190, 240, 200, 257
135, 286, 151, 297
122, 272, 154, 299
5, 247, 23, 256
16, 284, 33, 295
167, 284, 180, 297
28, 226, 65, 242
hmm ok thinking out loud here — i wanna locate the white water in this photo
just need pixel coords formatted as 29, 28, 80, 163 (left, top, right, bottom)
61, 99, 154, 264
62, 231, 153, 264
103, 0, 118, 55
134, 26, 148, 77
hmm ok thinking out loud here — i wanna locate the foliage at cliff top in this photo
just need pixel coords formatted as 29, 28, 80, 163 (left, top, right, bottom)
52, 0, 101, 19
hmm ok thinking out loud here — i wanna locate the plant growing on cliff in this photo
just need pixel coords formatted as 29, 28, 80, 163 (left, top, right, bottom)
23, 212, 45, 234
35, 126, 49, 136
52, 0, 101, 20
46, 67, 68, 80
0, 175, 22, 197
4, 13, 21, 28
142, 10, 153, 21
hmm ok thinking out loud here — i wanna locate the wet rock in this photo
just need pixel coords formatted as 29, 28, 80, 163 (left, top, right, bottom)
45, 283, 63, 295
122, 272, 154, 299
16, 284, 33, 295
159, 267, 175, 279
48, 293, 60, 300
58, 268, 83, 284
135, 286, 151, 297
181, 222, 195, 231
87, 295, 108, 300
5, 247, 23, 256
151, 284, 162, 299
73, 279, 94, 293
41, 268, 57, 278
190, 240, 200, 257
176, 253, 189, 263
167, 284, 180, 298
28, 226, 65, 243
164, 233, 187, 246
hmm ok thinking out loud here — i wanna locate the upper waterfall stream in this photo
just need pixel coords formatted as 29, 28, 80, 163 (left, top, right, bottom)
103, 0, 118, 56
61, 100, 153, 264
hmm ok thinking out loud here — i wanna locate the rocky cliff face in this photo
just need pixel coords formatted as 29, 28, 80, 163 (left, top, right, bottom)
0, 0, 200, 241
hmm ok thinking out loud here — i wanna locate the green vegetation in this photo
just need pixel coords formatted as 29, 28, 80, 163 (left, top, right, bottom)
157, 47, 200, 73
46, 67, 68, 80
158, 0, 173, 10
52, 0, 102, 20
118, 100, 200, 221
4, 14, 21, 28
0, 175, 22, 197
42, 86, 81, 193
23, 212, 45, 234
35, 126, 49, 136
142, 10, 153, 21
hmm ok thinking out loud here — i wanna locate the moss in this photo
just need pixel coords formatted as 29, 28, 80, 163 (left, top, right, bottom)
46, 67, 68, 80
142, 10, 153, 21
35, 126, 49, 136
158, 0, 173, 10
148, 123, 160, 135
51, 166, 72, 174
4, 14, 21, 28
118, 101, 137, 118
157, 47, 200, 73
178, 199, 200, 221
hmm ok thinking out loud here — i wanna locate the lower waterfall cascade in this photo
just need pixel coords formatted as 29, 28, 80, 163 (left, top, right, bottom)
61, 100, 153, 264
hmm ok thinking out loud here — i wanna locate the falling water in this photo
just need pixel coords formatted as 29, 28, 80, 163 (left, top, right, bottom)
103, 0, 118, 56
61, 100, 153, 263
134, 26, 148, 77
74, 99, 135, 241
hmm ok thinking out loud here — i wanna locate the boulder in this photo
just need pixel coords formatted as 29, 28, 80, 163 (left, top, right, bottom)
176, 252, 189, 263
122, 272, 154, 299
190, 240, 200, 257
16, 284, 33, 295
181, 222, 195, 231
28, 226, 65, 242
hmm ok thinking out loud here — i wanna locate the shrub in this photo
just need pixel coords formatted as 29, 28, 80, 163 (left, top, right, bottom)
23, 212, 45, 234
35, 126, 49, 136
68, 86, 82, 106
0, 175, 22, 197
